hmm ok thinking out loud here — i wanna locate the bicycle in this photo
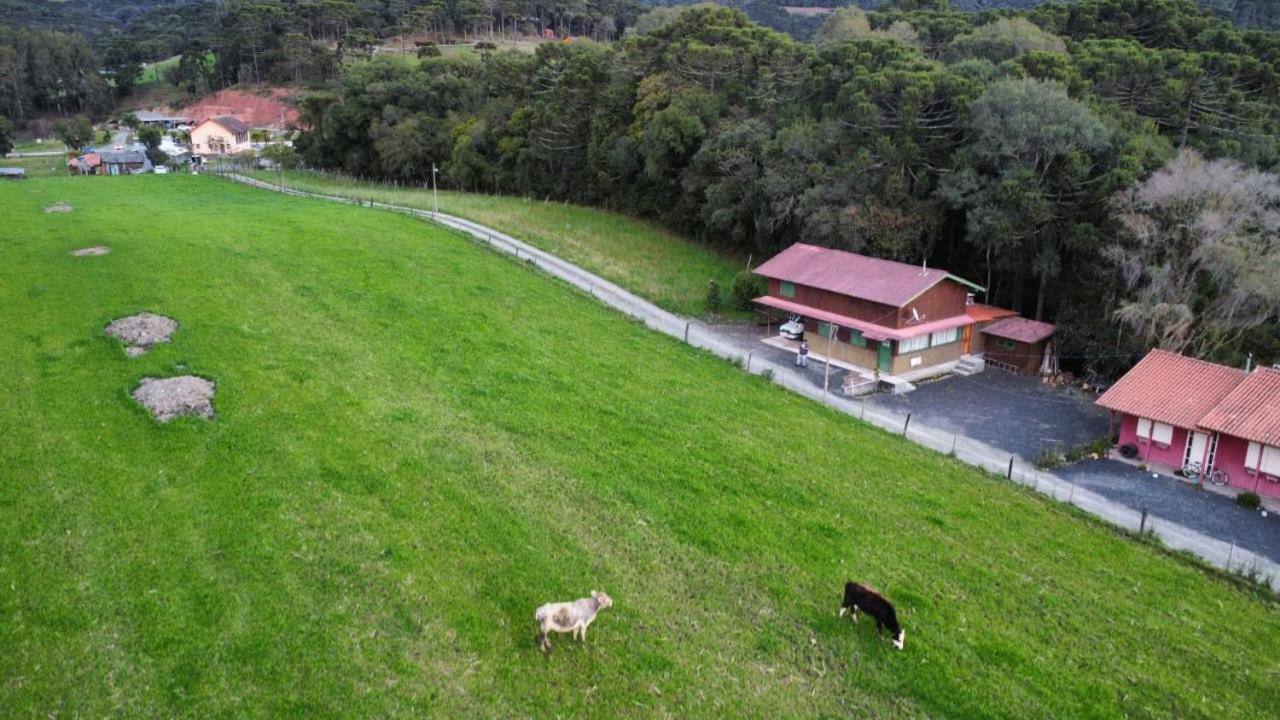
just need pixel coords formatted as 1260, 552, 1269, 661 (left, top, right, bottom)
1181, 462, 1229, 486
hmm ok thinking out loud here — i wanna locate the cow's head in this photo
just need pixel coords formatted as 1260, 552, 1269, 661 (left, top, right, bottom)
592, 590, 613, 609
840, 581, 859, 616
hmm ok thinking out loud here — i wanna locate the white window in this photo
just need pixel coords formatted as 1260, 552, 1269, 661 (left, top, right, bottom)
899, 335, 929, 354
930, 327, 960, 346
1246, 442, 1280, 476
1135, 418, 1173, 445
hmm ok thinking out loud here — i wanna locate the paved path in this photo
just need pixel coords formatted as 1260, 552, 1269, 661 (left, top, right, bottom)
219, 172, 1280, 589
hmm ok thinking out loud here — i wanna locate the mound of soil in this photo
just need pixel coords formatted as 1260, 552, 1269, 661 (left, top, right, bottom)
44, 202, 74, 213
133, 376, 215, 423
105, 313, 177, 356
72, 246, 110, 256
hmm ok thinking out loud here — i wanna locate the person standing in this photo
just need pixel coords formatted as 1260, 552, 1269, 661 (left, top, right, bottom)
797, 340, 809, 368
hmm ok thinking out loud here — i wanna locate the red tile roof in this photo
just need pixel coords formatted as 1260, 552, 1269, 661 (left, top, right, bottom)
754, 295, 974, 342
1096, 350, 1246, 430
966, 304, 1018, 323
1199, 368, 1280, 447
754, 243, 982, 308
980, 317, 1056, 344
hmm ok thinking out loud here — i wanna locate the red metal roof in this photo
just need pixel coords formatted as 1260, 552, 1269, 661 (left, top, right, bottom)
1199, 368, 1280, 447
966, 304, 1018, 323
980, 317, 1056, 344
754, 295, 974, 342
754, 243, 982, 308
1095, 350, 1246, 430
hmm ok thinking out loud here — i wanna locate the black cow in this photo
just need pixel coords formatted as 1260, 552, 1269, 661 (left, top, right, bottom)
840, 581, 904, 650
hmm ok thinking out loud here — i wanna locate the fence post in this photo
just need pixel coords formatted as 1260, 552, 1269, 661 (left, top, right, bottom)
684, 322, 690, 343
1139, 507, 1148, 534
746, 351, 753, 373
1227, 541, 1236, 569
902, 413, 911, 436
1069, 480, 1076, 503
951, 434, 957, 456
1007, 456, 1014, 480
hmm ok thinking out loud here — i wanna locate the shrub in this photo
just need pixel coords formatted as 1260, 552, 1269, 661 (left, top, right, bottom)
416, 44, 441, 58
474, 41, 497, 51
706, 279, 722, 313
1237, 492, 1262, 510
728, 270, 763, 310
1036, 446, 1066, 470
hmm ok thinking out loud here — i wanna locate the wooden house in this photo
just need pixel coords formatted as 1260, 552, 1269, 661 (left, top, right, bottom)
753, 243, 990, 378
979, 317, 1057, 375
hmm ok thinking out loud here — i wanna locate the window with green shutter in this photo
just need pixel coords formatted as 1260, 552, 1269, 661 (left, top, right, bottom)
849, 329, 866, 347
818, 321, 834, 338
997, 339, 1017, 351
779, 281, 795, 298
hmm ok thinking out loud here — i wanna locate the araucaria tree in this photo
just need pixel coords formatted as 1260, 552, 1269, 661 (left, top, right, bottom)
1110, 149, 1280, 357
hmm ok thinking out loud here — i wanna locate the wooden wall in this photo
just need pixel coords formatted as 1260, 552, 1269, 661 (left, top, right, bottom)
984, 338, 1046, 375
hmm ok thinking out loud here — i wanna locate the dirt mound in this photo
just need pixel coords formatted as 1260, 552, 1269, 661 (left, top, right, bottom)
105, 313, 177, 356
44, 202, 74, 213
133, 376, 215, 422
72, 246, 110, 256
170, 88, 299, 129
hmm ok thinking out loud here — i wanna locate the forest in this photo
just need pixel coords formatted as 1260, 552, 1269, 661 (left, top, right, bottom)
291, 0, 1280, 373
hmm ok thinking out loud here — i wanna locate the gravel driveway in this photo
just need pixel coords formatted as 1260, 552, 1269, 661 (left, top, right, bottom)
868, 371, 1111, 460
1058, 460, 1280, 565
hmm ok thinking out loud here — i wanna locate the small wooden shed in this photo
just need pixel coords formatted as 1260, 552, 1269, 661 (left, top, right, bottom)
980, 317, 1056, 375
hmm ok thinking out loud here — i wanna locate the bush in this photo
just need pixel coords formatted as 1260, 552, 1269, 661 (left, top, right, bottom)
474, 41, 497, 51
1036, 447, 1066, 470
416, 44, 441, 58
706, 279, 722, 313
728, 270, 763, 310
1237, 492, 1262, 510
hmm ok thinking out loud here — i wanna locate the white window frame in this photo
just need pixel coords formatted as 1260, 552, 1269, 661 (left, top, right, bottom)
930, 327, 960, 346
898, 335, 929, 354
1247, 442, 1280, 476
1135, 417, 1173, 446
1136, 417, 1152, 441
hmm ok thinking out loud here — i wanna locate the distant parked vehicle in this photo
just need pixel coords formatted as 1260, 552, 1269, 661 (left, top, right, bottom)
153, 166, 168, 174
779, 316, 804, 340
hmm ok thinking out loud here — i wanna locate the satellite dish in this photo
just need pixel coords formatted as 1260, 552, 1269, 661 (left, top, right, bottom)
910, 307, 923, 322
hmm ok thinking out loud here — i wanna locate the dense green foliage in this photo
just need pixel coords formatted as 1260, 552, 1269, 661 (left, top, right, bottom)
3, 175, 1280, 716
0, 27, 112, 122
295, 0, 1280, 373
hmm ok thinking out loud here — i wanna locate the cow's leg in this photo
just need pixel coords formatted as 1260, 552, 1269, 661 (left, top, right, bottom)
581, 623, 588, 643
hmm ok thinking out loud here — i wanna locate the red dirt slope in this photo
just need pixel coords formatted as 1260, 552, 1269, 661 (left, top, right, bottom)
168, 88, 300, 129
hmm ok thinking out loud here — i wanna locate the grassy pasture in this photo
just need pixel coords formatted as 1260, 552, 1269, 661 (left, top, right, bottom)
0, 154, 68, 178
243, 169, 749, 317
1, 175, 1278, 718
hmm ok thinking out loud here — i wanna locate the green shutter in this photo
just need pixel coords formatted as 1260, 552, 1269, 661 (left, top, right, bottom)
818, 321, 833, 338
779, 281, 795, 298
849, 329, 866, 348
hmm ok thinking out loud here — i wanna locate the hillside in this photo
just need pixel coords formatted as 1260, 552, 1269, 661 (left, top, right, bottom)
2, 175, 1278, 716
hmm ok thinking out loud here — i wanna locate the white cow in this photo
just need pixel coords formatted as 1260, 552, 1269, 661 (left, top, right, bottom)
535, 590, 613, 652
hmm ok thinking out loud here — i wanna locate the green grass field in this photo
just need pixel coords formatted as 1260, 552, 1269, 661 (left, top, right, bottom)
139, 54, 181, 85
2, 175, 1278, 718
0, 154, 67, 178
244, 169, 749, 317
9, 138, 67, 154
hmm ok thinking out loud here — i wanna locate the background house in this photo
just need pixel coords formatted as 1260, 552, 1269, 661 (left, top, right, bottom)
1097, 351, 1280, 497
190, 116, 251, 155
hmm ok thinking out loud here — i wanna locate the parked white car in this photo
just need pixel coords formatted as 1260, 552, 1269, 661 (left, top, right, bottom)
779, 317, 805, 340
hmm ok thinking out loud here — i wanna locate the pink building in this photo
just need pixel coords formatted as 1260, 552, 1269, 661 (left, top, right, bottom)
1096, 350, 1280, 498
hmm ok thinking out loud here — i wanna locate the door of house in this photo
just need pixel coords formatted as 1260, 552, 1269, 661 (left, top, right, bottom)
877, 341, 892, 374
1184, 431, 1217, 472
962, 325, 972, 354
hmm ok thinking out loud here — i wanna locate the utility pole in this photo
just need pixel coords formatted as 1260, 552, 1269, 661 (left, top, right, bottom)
432, 162, 439, 214
823, 325, 837, 401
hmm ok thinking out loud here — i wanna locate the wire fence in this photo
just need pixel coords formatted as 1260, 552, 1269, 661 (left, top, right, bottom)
217, 170, 1280, 591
